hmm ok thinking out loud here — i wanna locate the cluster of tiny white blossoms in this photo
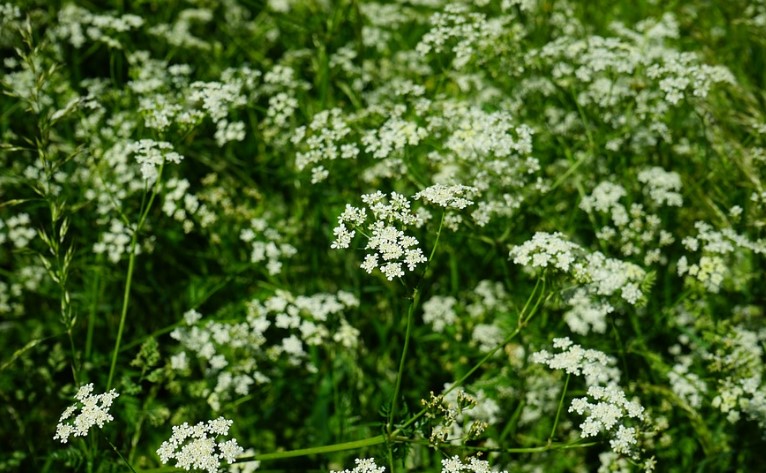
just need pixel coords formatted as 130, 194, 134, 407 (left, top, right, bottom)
332, 191, 428, 280
511, 232, 647, 334
636, 167, 683, 207
509, 232, 580, 272
707, 325, 766, 427
0, 212, 36, 248
239, 217, 297, 275
162, 177, 217, 234
53, 4, 144, 49
156, 417, 243, 473
330, 458, 386, 473
126, 139, 184, 183
532, 338, 648, 460
53, 384, 119, 443
170, 290, 360, 410
580, 169, 679, 266
292, 108, 359, 183
414, 184, 478, 210
331, 456, 507, 473
440, 455, 508, 473
149, 7, 214, 50
677, 221, 766, 293
422, 280, 510, 352
92, 219, 142, 264
416, 4, 504, 70
531, 337, 620, 387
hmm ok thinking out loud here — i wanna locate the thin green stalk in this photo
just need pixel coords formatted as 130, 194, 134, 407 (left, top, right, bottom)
106, 235, 138, 391
387, 288, 420, 433
106, 164, 164, 391
548, 373, 570, 445
388, 212, 445, 435
253, 435, 387, 461
105, 435, 138, 473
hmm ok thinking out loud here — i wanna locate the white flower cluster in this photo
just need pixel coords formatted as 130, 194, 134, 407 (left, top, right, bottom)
580, 172, 678, 266
532, 338, 647, 459
92, 219, 142, 264
529, 13, 732, 151
677, 221, 766, 293
423, 281, 510, 353
0, 212, 36, 248
636, 167, 683, 207
579, 182, 627, 214
416, 4, 503, 70
189, 80, 248, 147
512, 232, 647, 333
292, 108, 359, 183
240, 217, 297, 275
156, 417, 244, 473
647, 52, 735, 105
126, 139, 184, 182
570, 385, 645, 454
414, 184, 478, 210
149, 8, 214, 50
53, 384, 119, 443
163, 178, 217, 233
509, 232, 580, 272
563, 289, 613, 335
708, 326, 766, 427
330, 458, 386, 473
170, 290, 360, 410
332, 192, 427, 280
261, 65, 307, 137
362, 114, 428, 160
440, 455, 508, 473
531, 337, 620, 387
331, 458, 386, 473
668, 356, 707, 409
53, 4, 144, 49
422, 295, 458, 333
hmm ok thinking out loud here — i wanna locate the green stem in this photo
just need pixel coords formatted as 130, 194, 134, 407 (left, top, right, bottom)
387, 288, 420, 433
548, 373, 570, 445
105, 435, 138, 473
253, 435, 387, 461
106, 164, 164, 391
106, 234, 137, 391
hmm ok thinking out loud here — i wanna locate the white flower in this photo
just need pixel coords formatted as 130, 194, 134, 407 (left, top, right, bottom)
331, 457, 386, 473
440, 455, 508, 473
332, 193, 427, 280
415, 184, 478, 210
54, 384, 119, 443
157, 417, 244, 473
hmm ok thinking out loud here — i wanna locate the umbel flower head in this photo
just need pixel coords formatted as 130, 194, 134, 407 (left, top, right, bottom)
53, 383, 119, 443
157, 417, 244, 473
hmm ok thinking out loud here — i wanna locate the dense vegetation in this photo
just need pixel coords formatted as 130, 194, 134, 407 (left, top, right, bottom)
1, 1, 766, 471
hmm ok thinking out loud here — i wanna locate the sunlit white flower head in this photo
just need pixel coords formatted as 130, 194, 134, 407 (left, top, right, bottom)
53, 384, 119, 443
331, 192, 427, 280
156, 417, 244, 473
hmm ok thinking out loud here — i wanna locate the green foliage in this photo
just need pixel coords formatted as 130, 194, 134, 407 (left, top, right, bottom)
1, 0, 766, 472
